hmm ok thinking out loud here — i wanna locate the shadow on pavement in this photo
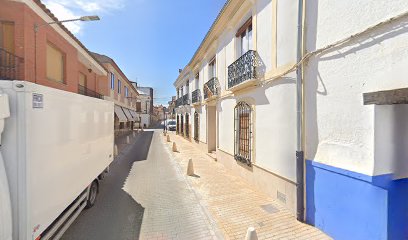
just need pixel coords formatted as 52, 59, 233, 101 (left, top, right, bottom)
62, 131, 154, 240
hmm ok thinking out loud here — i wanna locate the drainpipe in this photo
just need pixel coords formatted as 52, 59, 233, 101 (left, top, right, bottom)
296, 0, 305, 222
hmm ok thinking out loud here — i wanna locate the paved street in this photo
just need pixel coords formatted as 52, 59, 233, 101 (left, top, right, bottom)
62, 130, 220, 240
62, 129, 328, 240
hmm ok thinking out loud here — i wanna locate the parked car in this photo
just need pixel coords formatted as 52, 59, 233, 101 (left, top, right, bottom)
166, 120, 176, 131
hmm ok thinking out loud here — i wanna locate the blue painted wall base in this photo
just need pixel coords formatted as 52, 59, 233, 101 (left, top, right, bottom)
306, 160, 408, 240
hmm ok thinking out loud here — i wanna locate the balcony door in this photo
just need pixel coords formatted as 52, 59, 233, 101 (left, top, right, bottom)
236, 18, 253, 57
208, 57, 216, 80
78, 72, 87, 95
0, 21, 14, 54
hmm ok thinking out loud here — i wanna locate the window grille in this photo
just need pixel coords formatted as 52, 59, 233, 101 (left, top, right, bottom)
234, 101, 252, 166
185, 113, 190, 139
194, 112, 199, 142
176, 115, 179, 134
180, 114, 184, 135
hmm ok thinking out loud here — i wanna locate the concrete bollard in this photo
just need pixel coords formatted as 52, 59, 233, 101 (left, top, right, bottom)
244, 227, 258, 240
126, 136, 130, 144
167, 135, 171, 142
114, 144, 118, 156
172, 142, 178, 152
164, 132, 167, 137
187, 158, 194, 176
133, 131, 136, 137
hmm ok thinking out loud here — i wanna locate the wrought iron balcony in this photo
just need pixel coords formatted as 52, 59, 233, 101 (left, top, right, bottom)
175, 97, 183, 107
191, 89, 201, 104
204, 77, 220, 100
0, 48, 23, 80
182, 93, 190, 105
78, 85, 103, 99
227, 50, 259, 89
175, 94, 190, 107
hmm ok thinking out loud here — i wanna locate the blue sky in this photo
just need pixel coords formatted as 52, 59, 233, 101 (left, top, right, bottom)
43, 0, 226, 105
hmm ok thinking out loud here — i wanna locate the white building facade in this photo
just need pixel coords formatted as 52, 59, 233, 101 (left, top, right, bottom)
136, 87, 152, 128
174, 0, 408, 239
174, 0, 300, 219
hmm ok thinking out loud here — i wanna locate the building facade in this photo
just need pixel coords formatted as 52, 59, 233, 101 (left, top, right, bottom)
135, 86, 153, 128
174, 0, 299, 214
91, 52, 139, 132
0, 0, 108, 97
303, 1, 408, 239
173, 0, 408, 239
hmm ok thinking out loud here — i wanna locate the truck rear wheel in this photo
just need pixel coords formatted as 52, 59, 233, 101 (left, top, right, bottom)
85, 181, 98, 209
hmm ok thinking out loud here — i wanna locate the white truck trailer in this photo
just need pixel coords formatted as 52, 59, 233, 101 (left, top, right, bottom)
0, 81, 114, 240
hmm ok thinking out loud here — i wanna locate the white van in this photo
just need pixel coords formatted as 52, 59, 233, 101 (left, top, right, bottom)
0, 81, 114, 240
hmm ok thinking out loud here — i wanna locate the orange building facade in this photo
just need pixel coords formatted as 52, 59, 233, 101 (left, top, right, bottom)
0, 0, 108, 96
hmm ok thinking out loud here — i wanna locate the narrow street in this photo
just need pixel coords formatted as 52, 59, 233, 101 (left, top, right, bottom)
62, 130, 220, 240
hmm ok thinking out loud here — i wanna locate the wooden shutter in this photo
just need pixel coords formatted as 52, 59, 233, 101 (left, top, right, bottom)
46, 43, 65, 83
79, 72, 87, 86
0, 22, 15, 53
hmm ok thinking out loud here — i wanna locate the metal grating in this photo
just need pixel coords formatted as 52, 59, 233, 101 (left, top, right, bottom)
234, 101, 252, 166
194, 112, 199, 142
185, 113, 190, 139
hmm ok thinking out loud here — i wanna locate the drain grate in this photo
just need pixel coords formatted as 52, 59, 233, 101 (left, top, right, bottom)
260, 204, 279, 214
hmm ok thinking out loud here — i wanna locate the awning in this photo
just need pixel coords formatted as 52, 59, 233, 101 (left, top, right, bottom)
130, 110, 137, 119
123, 108, 134, 121
130, 110, 141, 122
114, 105, 128, 122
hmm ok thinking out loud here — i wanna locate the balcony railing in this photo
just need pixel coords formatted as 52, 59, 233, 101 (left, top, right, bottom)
227, 50, 259, 89
204, 77, 220, 99
78, 85, 103, 99
175, 94, 190, 107
191, 89, 201, 104
182, 93, 190, 105
0, 48, 23, 80
175, 97, 183, 107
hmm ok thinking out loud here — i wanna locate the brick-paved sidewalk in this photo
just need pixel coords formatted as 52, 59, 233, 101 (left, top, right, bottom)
164, 132, 331, 240
122, 130, 222, 240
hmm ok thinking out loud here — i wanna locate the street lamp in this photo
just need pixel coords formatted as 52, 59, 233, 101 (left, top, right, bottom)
34, 15, 100, 83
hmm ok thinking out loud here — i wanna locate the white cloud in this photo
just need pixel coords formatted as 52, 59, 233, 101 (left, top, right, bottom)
42, 0, 126, 34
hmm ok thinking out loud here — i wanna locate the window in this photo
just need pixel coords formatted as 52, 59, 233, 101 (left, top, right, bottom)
236, 17, 253, 57
195, 73, 199, 90
46, 43, 65, 83
79, 72, 87, 86
185, 113, 190, 138
0, 21, 15, 53
125, 86, 129, 97
118, 80, 121, 93
194, 111, 199, 142
145, 101, 148, 113
136, 102, 141, 112
186, 80, 189, 95
208, 57, 216, 79
234, 102, 252, 166
110, 72, 115, 89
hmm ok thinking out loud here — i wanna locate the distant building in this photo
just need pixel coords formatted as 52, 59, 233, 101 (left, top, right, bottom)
134, 86, 153, 128
91, 52, 139, 131
167, 96, 176, 119
152, 105, 165, 123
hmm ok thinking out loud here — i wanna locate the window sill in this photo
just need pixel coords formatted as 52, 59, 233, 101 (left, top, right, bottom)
46, 78, 67, 86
